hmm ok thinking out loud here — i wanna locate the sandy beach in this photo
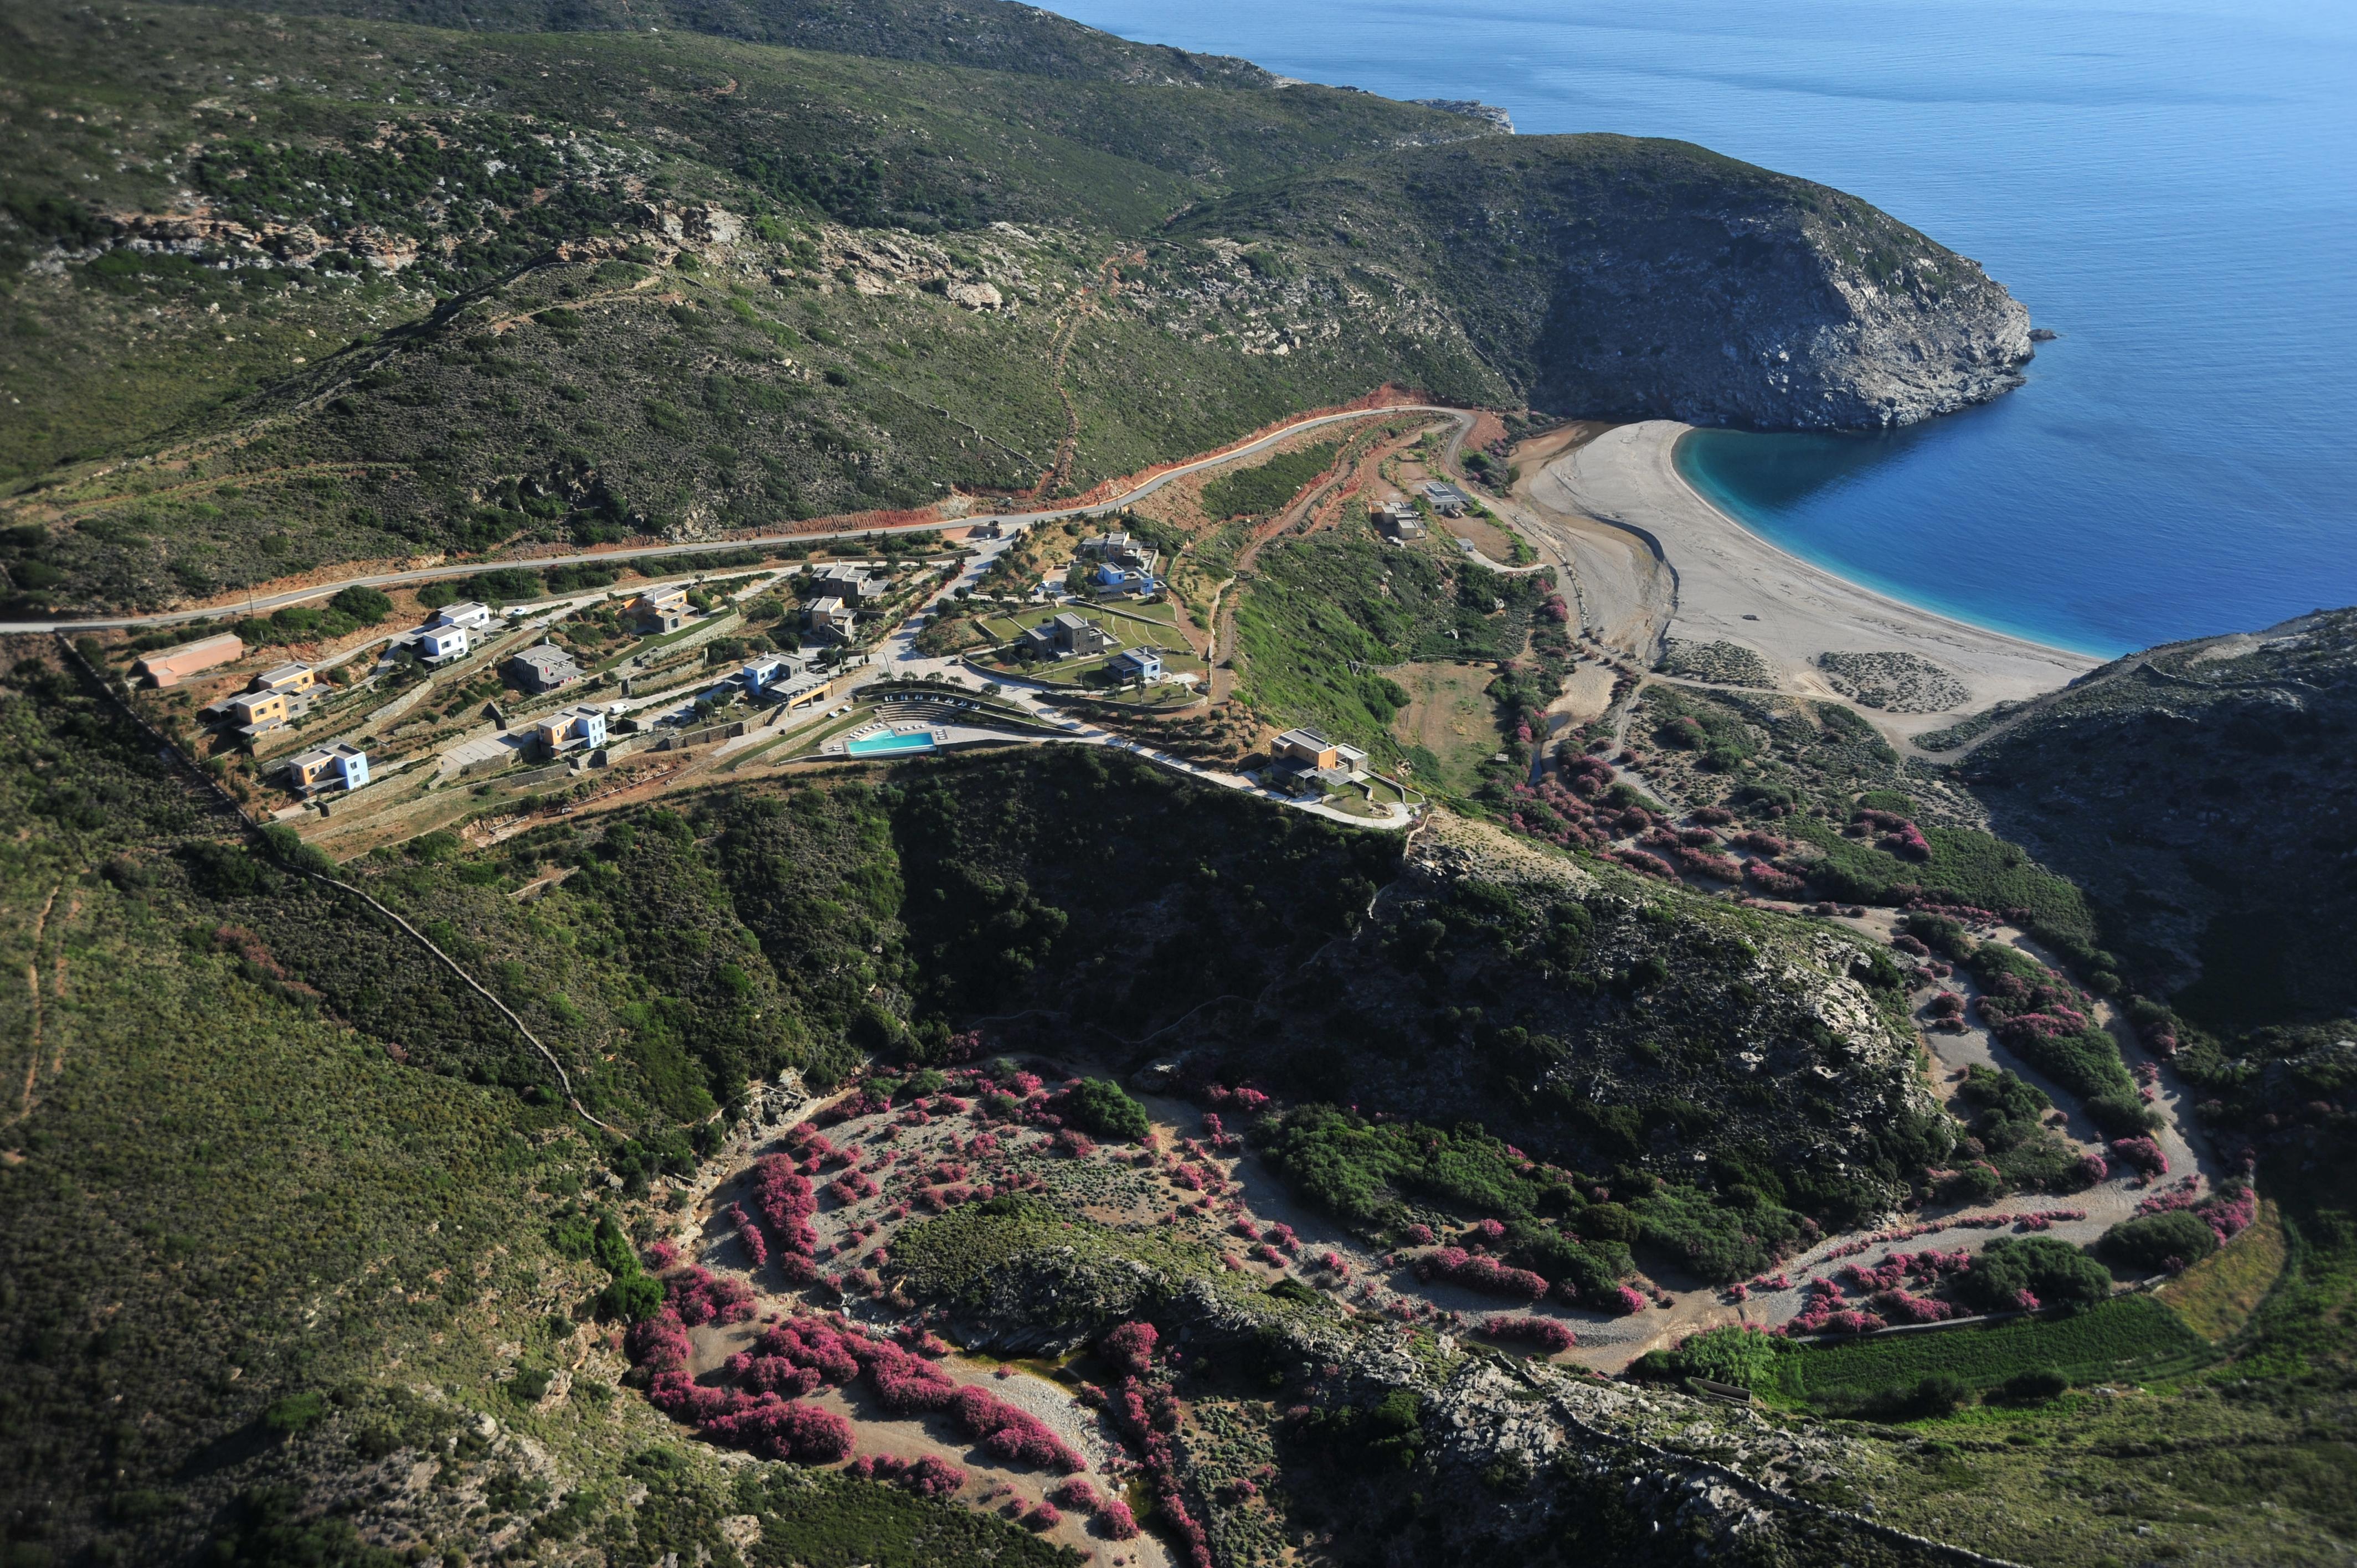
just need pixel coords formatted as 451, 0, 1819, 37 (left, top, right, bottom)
1504, 420, 2098, 728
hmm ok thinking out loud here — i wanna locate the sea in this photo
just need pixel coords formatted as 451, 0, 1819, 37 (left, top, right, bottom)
1051, 0, 2357, 656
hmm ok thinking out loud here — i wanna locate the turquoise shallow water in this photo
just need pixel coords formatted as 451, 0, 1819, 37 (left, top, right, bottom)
1052, 0, 2357, 655
846, 730, 937, 757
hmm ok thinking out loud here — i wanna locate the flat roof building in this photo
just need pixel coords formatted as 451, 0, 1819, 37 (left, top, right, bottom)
133, 632, 243, 689
1273, 727, 1341, 771
285, 741, 369, 794
531, 704, 607, 755
807, 595, 852, 636
505, 644, 583, 694
230, 688, 302, 739
742, 654, 798, 693
418, 625, 472, 662
431, 600, 495, 629
250, 662, 316, 696
1110, 648, 1164, 682
627, 585, 690, 633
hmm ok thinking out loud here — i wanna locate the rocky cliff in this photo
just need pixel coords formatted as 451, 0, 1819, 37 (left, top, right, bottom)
1190, 134, 2034, 430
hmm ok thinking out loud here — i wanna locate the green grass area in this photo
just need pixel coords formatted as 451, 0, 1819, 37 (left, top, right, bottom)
0, 6, 1505, 613
738, 1466, 1080, 1568
2157, 1200, 2287, 1343
1776, 1297, 2212, 1406
1199, 441, 1340, 521
1232, 522, 1550, 756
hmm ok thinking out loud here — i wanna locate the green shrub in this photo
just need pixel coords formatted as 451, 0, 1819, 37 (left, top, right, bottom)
1994, 1368, 2070, 1404
1656, 1324, 1798, 1391
596, 1274, 663, 1323
2101, 1210, 2218, 1273
260, 1392, 328, 1435
328, 585, 394, 624
1056, 1077, 1149, 1142
1954, 1236, 2113, 1313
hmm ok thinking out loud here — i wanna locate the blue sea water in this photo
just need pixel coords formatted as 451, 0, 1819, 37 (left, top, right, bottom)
1051, 0, 2357, 655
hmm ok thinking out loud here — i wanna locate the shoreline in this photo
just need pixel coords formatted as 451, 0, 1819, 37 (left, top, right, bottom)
1521, 420, 2099, 727
1669, 428, 2116, 662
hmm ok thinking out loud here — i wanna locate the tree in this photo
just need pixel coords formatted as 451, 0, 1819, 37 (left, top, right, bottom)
1056, 1078, 1150, 1142
328, 585, 393, 624
2101, 1209, 2218, 1272
1954, 1236, 2112, 1312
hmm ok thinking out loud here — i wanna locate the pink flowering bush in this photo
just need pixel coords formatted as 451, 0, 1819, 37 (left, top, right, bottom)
751, 1153, 820, 1260
2109, 1136, 2168, 1177
1608, 1285, 1649, 1316
1100, 1321, 1159, 1377
1416, 1247, 1547, 1299
904, 1454, 966, 1498
1098, 1498, 1140, 1540
1870, 1288, 1957, 1324
665, 1267, 754, 1327
1479, 1315, 1577, 1353
951, 1385, 1086, 1472
1609, 848, 1677, 880
1673, 846, 1745, 881
827, 1170, 880, 1204
1051, 1477, 1104, 1513
699, 1399, 854, 1463
725, 1203, 769, 1267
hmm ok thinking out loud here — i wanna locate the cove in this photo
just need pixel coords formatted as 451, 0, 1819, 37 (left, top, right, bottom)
1050, 0, 2357, 656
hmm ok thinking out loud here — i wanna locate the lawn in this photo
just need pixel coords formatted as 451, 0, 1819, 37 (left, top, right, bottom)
1773, 1296, 2213, 1405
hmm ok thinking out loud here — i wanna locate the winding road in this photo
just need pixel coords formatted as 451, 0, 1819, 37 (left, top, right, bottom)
2, 404, 1473, 635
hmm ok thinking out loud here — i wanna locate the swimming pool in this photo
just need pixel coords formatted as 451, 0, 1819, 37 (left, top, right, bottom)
845, 730, 938, 757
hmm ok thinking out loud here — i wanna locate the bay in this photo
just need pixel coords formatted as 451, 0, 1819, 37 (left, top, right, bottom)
1051, 0, 2357, 654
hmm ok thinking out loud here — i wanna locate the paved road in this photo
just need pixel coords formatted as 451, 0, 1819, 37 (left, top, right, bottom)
4, 404, 1466, 635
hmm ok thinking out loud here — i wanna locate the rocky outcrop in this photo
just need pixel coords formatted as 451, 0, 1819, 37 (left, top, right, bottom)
1501, 137, 2034, 430
1409, 99, 1516, 133
1187, 133, 2034, 431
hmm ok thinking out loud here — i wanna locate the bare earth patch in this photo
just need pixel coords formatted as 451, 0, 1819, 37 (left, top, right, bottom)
1388, 660, 1504, 792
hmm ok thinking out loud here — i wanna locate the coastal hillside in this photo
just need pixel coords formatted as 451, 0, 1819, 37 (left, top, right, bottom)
1182, 136, 2034, 429
1949, 608, 2357, 1030
5, 3, 2027, 615
146, 0, 1281, 85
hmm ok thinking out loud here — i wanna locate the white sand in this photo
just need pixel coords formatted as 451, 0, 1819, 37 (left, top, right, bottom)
1509, 420, 2098, 727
